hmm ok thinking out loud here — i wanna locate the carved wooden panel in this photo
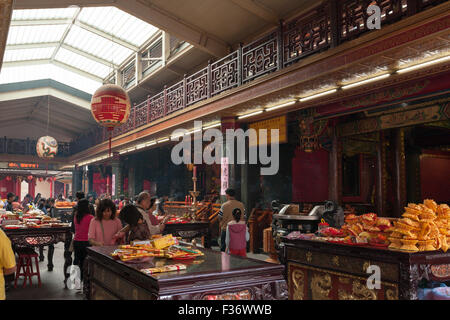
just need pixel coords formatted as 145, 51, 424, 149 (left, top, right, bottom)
211, 52, 239, 96
186, 67, 208, 106
166, 80, 184, 115
288, 262, 399, 300
284, 3, 331, 66
339, 0, 408, 41
242, 32, 279, 83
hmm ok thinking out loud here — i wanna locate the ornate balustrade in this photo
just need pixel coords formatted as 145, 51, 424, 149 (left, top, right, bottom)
71, 0, 446, 150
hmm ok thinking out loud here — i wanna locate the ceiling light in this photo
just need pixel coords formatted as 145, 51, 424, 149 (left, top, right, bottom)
397, 55, 450, 74
171, 133, 184, 140
238, 110, 263, 119
145, 141, 156, 146
341, 73, 390, 90
300, 89, 337, 102
203, 123, 221, 130
157, 137, 169, 143
265, 100, 296, 112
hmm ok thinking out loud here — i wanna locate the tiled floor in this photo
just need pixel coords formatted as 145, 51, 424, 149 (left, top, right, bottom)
5, 242, 273, 300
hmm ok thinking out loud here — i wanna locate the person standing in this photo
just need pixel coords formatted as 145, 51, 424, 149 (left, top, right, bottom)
0, 228, 16, 300
218, 188, 245, 252
34, 193, 42, 205
72, 199, 94, 283
4, 193, 14, 212
88, 199, 122, 246
225, 208, 249, 257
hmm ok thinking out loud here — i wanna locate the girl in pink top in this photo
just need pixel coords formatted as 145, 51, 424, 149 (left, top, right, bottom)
88, 199, 123, 246
73, 199, 94, 282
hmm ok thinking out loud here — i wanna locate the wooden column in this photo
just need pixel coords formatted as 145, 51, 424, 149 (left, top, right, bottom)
328, 128, 342, 204
393, 128, 407, 218
376, 132, 387, 216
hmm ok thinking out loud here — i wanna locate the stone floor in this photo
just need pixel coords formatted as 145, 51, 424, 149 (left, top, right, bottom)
5, 241, 272, 300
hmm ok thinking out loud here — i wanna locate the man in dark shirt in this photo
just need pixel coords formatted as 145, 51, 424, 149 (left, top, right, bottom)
4, 193, 14, 212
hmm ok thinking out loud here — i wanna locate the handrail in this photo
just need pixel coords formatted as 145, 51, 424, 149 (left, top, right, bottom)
70, 0, 445, 152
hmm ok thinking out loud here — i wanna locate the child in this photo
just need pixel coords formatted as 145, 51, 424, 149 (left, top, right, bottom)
118, 204, 151, 243
225, 208, 249, 257
88, 199, 123, 246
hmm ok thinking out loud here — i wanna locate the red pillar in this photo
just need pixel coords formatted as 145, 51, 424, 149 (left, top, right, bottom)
28, 178, 36, 198
15, 178, 21, 198
50, 179, 53, 198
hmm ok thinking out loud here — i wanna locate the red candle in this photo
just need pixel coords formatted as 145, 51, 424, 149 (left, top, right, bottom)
193, 166, 197, 178
185, 196, 188, 205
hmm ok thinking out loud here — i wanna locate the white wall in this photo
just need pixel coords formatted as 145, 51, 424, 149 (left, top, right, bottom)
35, 180, 52, 199
20, 181, 29, 201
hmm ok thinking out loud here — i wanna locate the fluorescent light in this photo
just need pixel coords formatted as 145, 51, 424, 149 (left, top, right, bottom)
188, 128, 201, 134
145, 141, 156, 146
341, 73, 390, 90
397, 55, 450, 74
171, 133, 184, 140
203, 122, 221, 130
238, 110, 263, 119
300, 89, 337, 102
157, 138, 169, 143
265, 100, 296, 112
136, 143, 146, 149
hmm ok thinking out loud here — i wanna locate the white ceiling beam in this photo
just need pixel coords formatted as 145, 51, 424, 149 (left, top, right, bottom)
2, 58, 104, 82
61, 43, 118, 68
50, 7, 82, 61
0, 87, 92, 110
74, 20, 139, 52
6, 42, 59, 50
10, 18, 71, 26
115, 0, 229, 57
12, 0, 116, 9
2, 58, 51, 67
229, 0, 279, 25
52, 60, 104, 82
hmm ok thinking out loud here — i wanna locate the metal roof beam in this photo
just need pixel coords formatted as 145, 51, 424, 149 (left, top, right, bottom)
74, 20, 139, 52
50, 7, 81, 61
52, 60, 104, 82
229, 0, 279, 25
61, 43, 118, 68
6, 42, 59, 50
13, 0, 115, 9
2, 59, 103, 82
116, 0, 229, 57
10, 18, 71, 26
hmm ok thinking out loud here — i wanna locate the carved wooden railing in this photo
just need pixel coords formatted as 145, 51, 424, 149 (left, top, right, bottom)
70, 0, 446, 152
248, 208, 273, 253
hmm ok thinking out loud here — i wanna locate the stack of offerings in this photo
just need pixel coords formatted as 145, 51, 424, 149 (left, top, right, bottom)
140, 264, 186, 275
388, 200, 449, 252
339, 213, 392, 245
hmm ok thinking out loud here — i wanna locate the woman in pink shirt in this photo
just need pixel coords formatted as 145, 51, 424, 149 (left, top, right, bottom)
73, 199, 94, 282
88, 199, 123, 247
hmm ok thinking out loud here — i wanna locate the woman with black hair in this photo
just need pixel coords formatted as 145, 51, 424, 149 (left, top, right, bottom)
88, 199, 122, 246
118, 204, 151, 243
34, 193, 42, 205
72, 199, 94, 282
225, 208, 249, 257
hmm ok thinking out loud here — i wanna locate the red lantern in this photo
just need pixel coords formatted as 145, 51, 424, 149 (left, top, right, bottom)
39, 177, 43, 182
27, 175, 33, 181
90, 84, 131, 156
5, 176, 11, 181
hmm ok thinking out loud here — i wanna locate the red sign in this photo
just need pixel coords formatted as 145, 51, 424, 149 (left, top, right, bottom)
8, 162, 39, 169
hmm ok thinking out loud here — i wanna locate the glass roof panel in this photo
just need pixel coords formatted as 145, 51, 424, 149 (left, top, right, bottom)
64, 25, 133, 65
3, 47, 56, 62
54, 47, 112, 78
7, 25, 68, 44
0, 64, 102, 94
77, 7, 158, 47
11, 8, 78, 20
2, 6, 161, 95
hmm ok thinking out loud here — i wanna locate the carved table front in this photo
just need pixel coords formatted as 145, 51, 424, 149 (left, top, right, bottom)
2, 226, 73, 288
282, 238, 450, 300
85, 245, 287, 300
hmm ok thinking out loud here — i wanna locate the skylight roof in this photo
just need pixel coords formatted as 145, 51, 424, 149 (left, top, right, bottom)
1, 6, 160, 94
